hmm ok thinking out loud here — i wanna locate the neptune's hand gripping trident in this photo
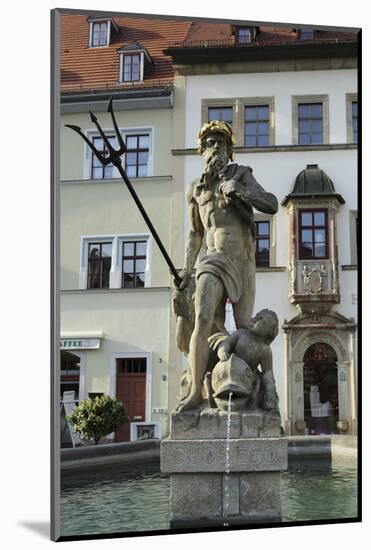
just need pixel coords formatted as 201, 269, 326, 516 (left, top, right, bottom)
65, 97, 182, 288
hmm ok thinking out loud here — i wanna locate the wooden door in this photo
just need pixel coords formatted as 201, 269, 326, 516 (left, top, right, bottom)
116, 357, 147, 442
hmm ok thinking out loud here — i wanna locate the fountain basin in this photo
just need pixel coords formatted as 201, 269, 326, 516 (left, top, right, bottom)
60, 454, 358, 537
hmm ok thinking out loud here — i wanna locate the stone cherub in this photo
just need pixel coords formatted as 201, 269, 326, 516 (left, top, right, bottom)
208, 309, 279, 411
174, 120, 278, 411
176, 309, 279, 413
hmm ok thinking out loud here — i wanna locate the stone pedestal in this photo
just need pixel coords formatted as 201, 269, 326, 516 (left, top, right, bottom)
161, 409, 288, 527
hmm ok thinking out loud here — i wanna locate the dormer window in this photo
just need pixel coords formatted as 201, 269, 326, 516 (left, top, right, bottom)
88, 17, 118, 48
299, 28, 314, 41
235, 26, 258, 44
91, 21, 108, 47
118, 44, 152, 83
123, 54, 141, 82
237, 28, 251, 43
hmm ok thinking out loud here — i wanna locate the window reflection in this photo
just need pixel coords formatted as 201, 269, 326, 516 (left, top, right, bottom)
299, 210, 328, 260
122, 240, 147, 288
87, 242, 112, 288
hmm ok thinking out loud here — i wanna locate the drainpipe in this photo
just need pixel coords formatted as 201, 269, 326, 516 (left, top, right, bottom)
349, 329, 357, 434
283, 328, 290, 435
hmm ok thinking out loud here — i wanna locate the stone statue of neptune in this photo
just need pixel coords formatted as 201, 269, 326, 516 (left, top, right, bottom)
173, 121, 279, 412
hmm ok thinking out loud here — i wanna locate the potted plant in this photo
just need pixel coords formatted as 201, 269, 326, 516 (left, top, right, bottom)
68, 394, 128, 445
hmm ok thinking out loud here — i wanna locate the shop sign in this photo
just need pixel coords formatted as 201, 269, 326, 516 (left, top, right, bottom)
60, 338, 101, 350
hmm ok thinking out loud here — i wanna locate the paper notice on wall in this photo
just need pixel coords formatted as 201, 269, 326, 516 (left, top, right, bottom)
310, 386, 321, 417
62, 395, 82, 447
63, 390, 77, 402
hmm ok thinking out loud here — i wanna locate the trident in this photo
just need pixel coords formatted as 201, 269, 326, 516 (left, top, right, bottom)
65, 97, 182, 288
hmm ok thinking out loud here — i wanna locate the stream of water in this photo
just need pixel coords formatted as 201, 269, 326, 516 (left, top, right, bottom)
223, 391, 233, 526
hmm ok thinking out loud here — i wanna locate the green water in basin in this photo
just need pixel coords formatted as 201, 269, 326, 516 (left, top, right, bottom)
60, 458, 358, 537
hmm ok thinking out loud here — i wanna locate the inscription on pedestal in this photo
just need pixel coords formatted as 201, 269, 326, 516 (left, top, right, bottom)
161, 438, 287, 473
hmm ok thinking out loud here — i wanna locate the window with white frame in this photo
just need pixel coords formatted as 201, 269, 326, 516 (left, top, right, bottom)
85, 129, 152, 180
87, 241, 112, 289
117, 45, 151, 83
91, 21, 108, 46
88, 17, 118, 47
122, 240, 147, 288
124, 133, 151, 177
81, 236, 150, 290
91, 135, 116, 179
126, 134, 149, 177
236, 27, 253, 43
118, 51, 146, 83
235, 26, 258, 44
123, 54, 141, 82
88, 18, 114, 47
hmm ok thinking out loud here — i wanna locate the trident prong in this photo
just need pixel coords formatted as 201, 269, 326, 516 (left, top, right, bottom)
64, 123, 112, 166
89, 110, 119, 163
65, 98, 183, 288
107, 96, 127, 155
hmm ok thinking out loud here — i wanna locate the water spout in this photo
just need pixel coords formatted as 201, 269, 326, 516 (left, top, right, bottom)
223, 391, 233, 526
226, 391, 233, 474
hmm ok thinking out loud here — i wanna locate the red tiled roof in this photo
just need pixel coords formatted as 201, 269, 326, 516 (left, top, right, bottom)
182, 22, 234, 43
172, 22, 357, 48
61, 15, 358, 94
60, 14, 192, 94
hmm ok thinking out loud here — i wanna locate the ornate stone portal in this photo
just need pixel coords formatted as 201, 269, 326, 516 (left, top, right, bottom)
282, 311, 357, 436
161, 121, 287, 527
281, 164, 357, 435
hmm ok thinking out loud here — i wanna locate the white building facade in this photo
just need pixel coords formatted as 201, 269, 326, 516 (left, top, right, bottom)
166, 27, 358, 435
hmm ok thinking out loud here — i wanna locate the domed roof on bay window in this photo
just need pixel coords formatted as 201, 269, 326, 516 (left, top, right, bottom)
282, 164, 345, 205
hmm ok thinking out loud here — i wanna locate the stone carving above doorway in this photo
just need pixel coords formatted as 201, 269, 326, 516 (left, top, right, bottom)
302, 264, 327, 294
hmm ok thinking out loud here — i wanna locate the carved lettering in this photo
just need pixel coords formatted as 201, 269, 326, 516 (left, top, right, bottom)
250, 446, 263, 465
237, 446, 247, 468
163, 439, 287, 473
217, 445, 226, 464
202, 447, 215, 465
174, 447, 186, 465
264, 446, 277, 463
190, 447, 199, 465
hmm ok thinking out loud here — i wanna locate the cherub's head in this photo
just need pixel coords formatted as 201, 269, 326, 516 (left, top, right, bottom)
249, 309, 279, 344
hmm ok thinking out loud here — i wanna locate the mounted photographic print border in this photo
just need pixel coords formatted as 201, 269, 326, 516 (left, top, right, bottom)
51, 7, 361, 542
